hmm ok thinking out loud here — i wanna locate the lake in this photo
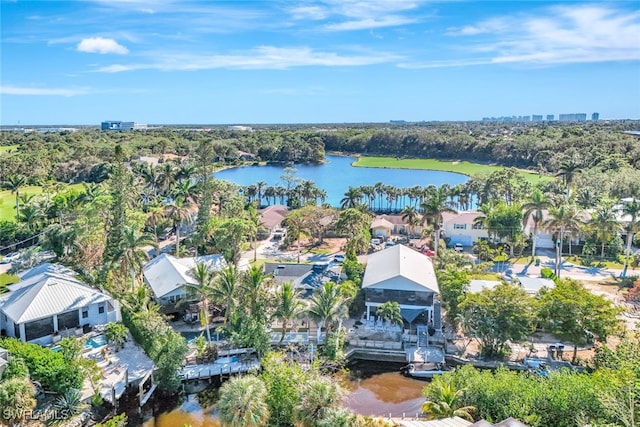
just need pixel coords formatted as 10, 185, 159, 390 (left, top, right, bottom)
141, 361, 426, 426
214, 155, 468, 207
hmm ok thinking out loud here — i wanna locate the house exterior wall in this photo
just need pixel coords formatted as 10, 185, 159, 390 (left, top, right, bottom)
156, 286, 189, 306
3, 300, 120, 345
372, 226, 391, 238
442, 221, 488, 246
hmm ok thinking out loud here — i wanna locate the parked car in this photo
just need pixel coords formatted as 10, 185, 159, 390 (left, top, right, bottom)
333, 254, 346, 263
454, 243, 464, 253
0, 252, 20, 264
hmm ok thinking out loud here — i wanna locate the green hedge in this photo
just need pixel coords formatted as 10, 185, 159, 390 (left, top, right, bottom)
0, 338, 83, 394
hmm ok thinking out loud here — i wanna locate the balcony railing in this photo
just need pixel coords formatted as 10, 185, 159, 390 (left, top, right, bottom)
365, 290, 433, 306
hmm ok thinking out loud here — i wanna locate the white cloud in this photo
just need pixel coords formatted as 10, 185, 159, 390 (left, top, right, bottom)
289, 5, 328, 21
286, 0, 425, 31
96, 46, 400, 72
325, 15, 418, 31
77, 37, 129, 54
407, 4, 640, 68
0, 86, 89, 96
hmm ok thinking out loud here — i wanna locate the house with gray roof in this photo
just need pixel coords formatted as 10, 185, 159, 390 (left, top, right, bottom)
0, 264, 120, 345
362, 244, 440, 327
142, 253, 227, 313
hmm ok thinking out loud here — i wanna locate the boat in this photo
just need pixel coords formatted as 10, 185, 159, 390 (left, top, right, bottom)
401, 362, 447, 379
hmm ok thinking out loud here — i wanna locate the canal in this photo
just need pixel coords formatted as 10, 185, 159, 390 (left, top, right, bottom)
141, 361, 426, 426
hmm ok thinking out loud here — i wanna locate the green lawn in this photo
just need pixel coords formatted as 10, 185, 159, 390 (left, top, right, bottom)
352, 156, 551, 185
0, 145, 19, 155
0, 183, 84, 222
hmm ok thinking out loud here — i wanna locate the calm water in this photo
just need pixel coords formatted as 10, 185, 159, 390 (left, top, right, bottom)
141, 362, 426, 426
214, 155, 468, 207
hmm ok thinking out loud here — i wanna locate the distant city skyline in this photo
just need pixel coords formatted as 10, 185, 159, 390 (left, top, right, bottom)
1, 1, 639, 125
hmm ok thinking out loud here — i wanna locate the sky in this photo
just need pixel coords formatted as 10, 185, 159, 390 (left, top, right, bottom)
1, 0, 639, 125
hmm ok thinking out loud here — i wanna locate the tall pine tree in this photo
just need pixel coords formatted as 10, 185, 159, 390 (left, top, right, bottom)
104, 144, 130, 262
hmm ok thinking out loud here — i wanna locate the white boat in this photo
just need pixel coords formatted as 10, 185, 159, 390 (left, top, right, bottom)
402, 362, 447, 379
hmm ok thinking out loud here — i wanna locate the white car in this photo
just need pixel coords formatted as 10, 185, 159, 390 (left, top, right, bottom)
454, 243, 464, 253
334, 254, 346, 263
0, 252, 20, 264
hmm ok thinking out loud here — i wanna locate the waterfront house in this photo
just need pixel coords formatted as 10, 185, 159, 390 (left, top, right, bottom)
264, 262, 341, 298
371, 217, 394, 238
142, 253, 227, 314
362, 245, 441, 328
259, 205, 289, 233
441, 211, 488, 246
0, 263, 120, 345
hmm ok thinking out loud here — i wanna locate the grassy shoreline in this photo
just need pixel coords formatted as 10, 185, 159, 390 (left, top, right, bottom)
0, 183, 84, 222
351, 156, 551, 184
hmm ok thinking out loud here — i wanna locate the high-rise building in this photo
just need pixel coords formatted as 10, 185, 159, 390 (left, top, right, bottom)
101, 121, 147, 130
559, 113, 587, 122
532, 115, 543, 122
546, 115, 555, 121
592, 112, 599, 121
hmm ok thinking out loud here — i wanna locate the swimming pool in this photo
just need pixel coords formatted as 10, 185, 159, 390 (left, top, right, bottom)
181, 331, 224, 344
85, 334, 107, 349
214, 356, 240, 365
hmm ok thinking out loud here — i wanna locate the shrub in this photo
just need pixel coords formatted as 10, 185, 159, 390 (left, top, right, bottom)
0, 338, 83, 394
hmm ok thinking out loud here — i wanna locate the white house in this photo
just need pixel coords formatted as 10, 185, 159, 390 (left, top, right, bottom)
0, 264, 120, 345
142, 253, 227, 312
362, 245, 440, 327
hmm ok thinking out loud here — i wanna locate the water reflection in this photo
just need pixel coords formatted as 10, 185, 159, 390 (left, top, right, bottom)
343, 371, 425, 417
142, 363, 426, 425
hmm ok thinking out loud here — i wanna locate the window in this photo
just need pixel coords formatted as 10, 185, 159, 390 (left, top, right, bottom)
98, 306, 105, 314
453, 224, 467, 230
472, 223, 484, 230
82, 310, 88, 319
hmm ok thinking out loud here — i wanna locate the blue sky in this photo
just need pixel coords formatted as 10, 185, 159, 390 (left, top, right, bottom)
1, 0, 639, 125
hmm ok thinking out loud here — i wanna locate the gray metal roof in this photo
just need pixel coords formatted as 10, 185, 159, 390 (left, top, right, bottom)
468, 280, 501, 293
362, 245, 439, 294
0, 270, 111, 324
143, 253, 227, 299
516, 277, 555, 295
18, 263, 76, 280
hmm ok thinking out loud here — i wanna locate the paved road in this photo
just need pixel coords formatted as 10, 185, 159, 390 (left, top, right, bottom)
502, 255, 626, 282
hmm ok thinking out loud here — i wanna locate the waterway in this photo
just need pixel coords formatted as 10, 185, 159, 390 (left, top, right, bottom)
214, 155, 468, 207
140, 361, 426, 426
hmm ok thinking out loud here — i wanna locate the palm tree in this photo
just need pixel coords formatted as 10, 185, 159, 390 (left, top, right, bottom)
113, 226, 156, 288
556, 160, 582, 201
421, 375, 475, 421
218, 376, 270, 427
522, 189, 552, 258
589, 203, 621, 258
401, 205, 421, 237
307, 282, 350, 336
294, 376, 343, 427
340, 186, 362, 210
242, 264, 272, 317
255, 180, 267, 206
4, 174, 26, 219
544, 204, 579, 277
622, 198, 640, 277
188, 262, 215, 343
18, 204, 42, 233
165, 196, 193, 256
274, 281, 305, 344
376, 301, 403, 328
421, 186, 457, 257
212, 265, 240, 324
172, 179, 197, 204
246, 205, 263, 262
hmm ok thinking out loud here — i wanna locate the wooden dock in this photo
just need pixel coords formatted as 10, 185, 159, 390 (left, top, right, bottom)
179, 358, 260, 381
